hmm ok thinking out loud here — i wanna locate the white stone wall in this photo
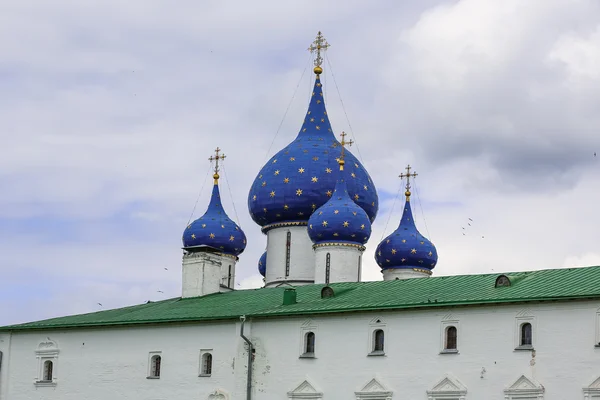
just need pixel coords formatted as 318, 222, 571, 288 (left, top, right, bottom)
382, 268, 430, 280
265, 226, 315, 287
314, 245, 363, 284
2, 300, 600, 399
182, 252, 235, 298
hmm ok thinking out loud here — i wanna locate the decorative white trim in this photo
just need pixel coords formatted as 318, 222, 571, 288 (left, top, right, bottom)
208, 389, 229, 400
355, 377, 393, 399
504, 375, 544, 399
287, 379, 323, 399
514, 315, 536, 350
583, 376, 600, 399
368, 317, 387, 356
427, 374, 467, 400
34, 339, 59, 387
440, 320, 460, 354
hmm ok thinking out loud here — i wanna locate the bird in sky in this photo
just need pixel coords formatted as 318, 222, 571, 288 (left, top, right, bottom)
164, 267, 168, 270
468, 218, 473, 221
97, 303, 102, 306
157, 290, 164, 293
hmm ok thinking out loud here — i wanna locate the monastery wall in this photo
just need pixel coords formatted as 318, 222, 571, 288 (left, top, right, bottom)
2, 300, 600, 399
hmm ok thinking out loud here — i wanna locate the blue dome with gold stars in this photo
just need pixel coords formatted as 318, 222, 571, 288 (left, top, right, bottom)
183, 181, 247, 256
308, 164, 371, 245
375, 198, 437, 271
258, 251, 267, 277
248, 74, 378, 232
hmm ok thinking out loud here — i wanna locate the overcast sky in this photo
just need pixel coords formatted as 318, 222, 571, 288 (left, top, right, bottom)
1, 0, 599, 326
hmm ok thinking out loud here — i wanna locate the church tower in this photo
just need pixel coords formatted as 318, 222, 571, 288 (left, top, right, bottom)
181, 148, 247, 297
247, 32, 378, 287
375, 165, 438, 280
308, 133, 372, 283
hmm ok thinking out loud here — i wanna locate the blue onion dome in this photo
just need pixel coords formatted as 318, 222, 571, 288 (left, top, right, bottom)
258, 251, 267, 277
308, 156, 372, 246
375, 194, 438, 271
183, 174, 247, 257
247, 72, 378, 232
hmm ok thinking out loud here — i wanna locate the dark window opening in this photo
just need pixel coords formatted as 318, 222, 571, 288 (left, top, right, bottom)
305, 332, 315, 354
43, 360, 53, 381
227, 265, 232, 288
201, 353, 212, 375
373, 329, 384, 352
445, 326, 457, 350
150, 355, 161, 377
325, 253, 331, 284
521, 323, 532, 346
285, 231, 291, 277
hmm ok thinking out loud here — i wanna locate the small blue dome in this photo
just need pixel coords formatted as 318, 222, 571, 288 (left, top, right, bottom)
258, 251, 267, 277
375, 199, 437, 270
308, 172, 372, 245
183, 182, 247, 256
248, 75, 378, 231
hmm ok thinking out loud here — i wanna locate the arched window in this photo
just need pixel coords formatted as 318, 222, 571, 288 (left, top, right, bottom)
304, 332, 315, 354
357, 255, 362, 281
325, 253, 331, 284
201, 353, 212, 375
227, 265, 232, 288
373, 329, 384, 352
150, 355, 161, 378
43, 360, 53, 381
285, 231, 292, 277
520, 323, 532, 346
445, 326, 457, 350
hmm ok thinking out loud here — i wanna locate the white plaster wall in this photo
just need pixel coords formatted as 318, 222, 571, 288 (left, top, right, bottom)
3, 300, 600, 400
314, 245, 362, 284
382, 268, 430, 280
220, 257, 237, 290
182, 252, 230, 298
265, 226, 314, 287
0, 333, 11, 400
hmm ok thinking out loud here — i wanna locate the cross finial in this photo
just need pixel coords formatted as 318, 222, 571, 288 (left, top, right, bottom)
399, 164, 418, 200
208, 147, 226, 184
338, 131, 353, 170
308, 31, 330, 75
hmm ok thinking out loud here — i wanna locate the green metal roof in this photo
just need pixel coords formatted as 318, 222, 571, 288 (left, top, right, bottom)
3, 266, 600, 331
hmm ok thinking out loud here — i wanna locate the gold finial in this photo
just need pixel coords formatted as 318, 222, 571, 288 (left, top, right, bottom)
208, 147, 226, 184
338, 131, 354, 171
399, 164, 418, 200
308, 31, 330, 75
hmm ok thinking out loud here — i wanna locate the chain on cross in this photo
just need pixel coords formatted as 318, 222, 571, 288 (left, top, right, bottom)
399, 164, 418, 198
338, 131, 354, 170
308, 31, 330, 70
209, 147, 226, 181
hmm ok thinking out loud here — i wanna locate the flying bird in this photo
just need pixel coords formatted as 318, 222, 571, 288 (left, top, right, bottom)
462, 233, 466, 236
157, 290, 164, 293
461, 227, 465, 230
164, 267, 168, 270
97, 303, 103, 306
468, 218, 473, 221
468, 223, 471, 226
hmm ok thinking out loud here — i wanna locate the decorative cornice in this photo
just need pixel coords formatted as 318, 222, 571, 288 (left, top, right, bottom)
261, 220, 308, 233
313, 242, 366, 251
382, 266, 433, 275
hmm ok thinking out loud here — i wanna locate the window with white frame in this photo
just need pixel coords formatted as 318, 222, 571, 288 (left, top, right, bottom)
595, 309, 600, 347
34, 339, 59, 387
199, 350, 213, 376
300, 321, 317, 358
515, 316, 535, 350
440, 320, 459, 354
368, 317, 386, 356
147, 352, 162, 379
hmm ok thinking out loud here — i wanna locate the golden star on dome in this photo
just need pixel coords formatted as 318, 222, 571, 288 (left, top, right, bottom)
311, 204, 317, 209
354, 194, 359, 200
315, 126, 320, 130
325, 168, 332, 173
311, 176, 318, 182
319, 211, 323, 215
298, 212, 304, 216
317, 82, 322, 87
310, 117, 315, 122
401, 239, 406, 243
343, 221, 349, 227
187, 224, 191, 229
364, 185, 368, 190
326, 190, 333, 197
378, 251, 381, 256
298, 167, 305, 173
274, 170, 280, 175
320, 118, 325, 122
252, 195, 257, 201
202, 224, 206, 228
360, 224, 365, 230
322, 221, 328, 227
290, 157, 295, 161
259, 174, 262, 179
284, 204, 289, 210
191, 234, 196, 239
386, 239, 390, 243
272, 159, 277, 164
316, 100, 321, 104
428, 251, 433, 256
269, 191, 275, 197
333, 232, 339, 236
351, 173, 356, 178
235, 227, 239, 231
284, 177, 290, 184
229, 235, 234, 241
263, 208, 267, 212
296, 189, 303, 196
312, 156, 319, 161
261, 181, 266, 187
221, 224, 225, 228
420, 241, 425, 244
352, 211, 357, 216
302, 128, 307, 132
355, 163, 359, 168
334, 210, 339, 214
391, 249, 397, 254
309, 224, 313, 229
410, 248, 417, 254
311, 92, 315, 96
209, 233, 215, 239
243, 239, 246, 244
401, 258, 406, 262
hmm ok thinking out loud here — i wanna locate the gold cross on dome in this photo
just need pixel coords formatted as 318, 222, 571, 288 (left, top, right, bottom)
338, 131, 353, 170
399, 164, 418, 199
308, 31, 330, 72
209, 147, 226, 182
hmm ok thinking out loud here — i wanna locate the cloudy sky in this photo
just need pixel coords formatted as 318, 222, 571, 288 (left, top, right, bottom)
1, 0, 599, 325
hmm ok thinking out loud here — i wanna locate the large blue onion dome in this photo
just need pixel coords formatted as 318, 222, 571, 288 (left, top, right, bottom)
258, 251, 267, 277
375, 192, 438, 271
183, 174, 247, 257
247, 73, 378, 232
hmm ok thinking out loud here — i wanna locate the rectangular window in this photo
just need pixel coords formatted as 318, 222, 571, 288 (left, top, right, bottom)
514, 316, 535, 351
285, 231, 291, 277
325, 253, 331, 284
440, 320, 459, 354
227, 265, 232, 288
